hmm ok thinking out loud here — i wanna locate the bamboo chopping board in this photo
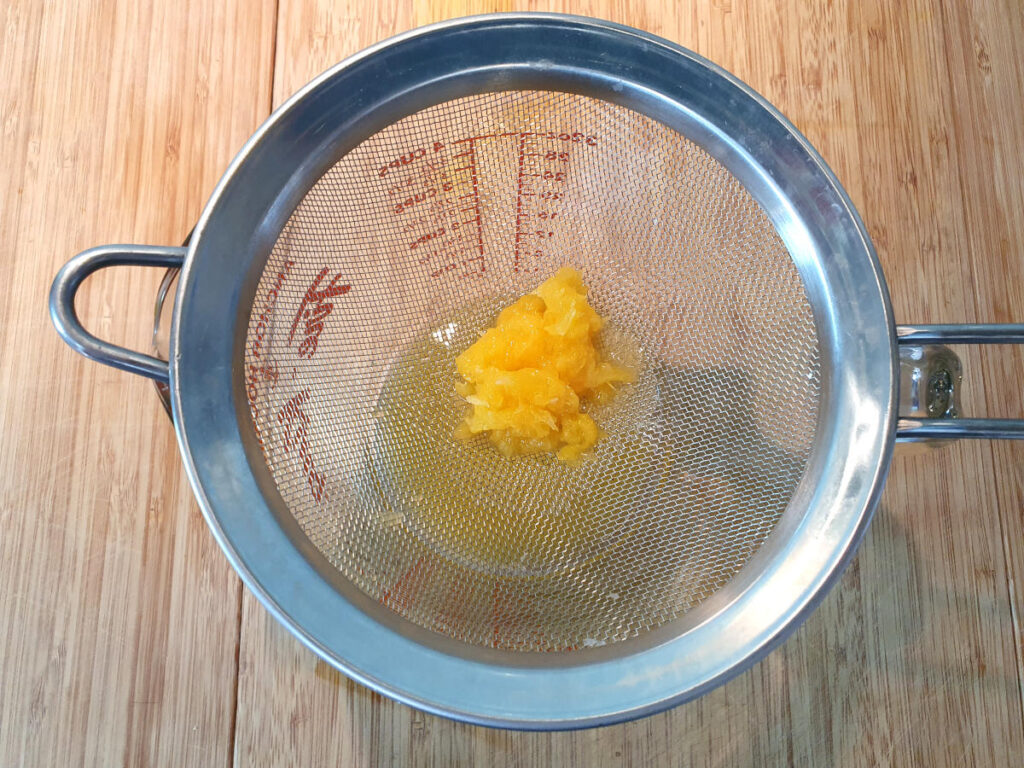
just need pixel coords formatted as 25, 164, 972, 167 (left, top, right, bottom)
2, 1, 1023, 765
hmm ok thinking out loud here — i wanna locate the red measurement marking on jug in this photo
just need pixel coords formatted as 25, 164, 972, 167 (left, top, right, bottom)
377, 141, 447, 178
277, 389, 325, 502
513, 131, 596, 273
377, 130, 596, 279
380, 139, 486, 280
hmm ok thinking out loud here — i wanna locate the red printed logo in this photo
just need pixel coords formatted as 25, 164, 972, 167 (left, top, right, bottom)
277, 389, 325, 502
289, 268, 352, 359
247, 261, 292, 429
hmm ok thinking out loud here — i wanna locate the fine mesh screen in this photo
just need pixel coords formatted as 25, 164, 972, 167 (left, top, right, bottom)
243, 90, 821, 652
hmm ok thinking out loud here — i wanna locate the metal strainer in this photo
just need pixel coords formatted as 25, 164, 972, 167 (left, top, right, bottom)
51, 14, 1024, 728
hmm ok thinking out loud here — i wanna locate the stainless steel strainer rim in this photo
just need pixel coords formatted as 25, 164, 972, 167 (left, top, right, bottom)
167, 13, 895, 728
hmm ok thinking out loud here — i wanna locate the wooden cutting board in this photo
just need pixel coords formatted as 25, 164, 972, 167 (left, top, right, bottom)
2, 1, 1023, 765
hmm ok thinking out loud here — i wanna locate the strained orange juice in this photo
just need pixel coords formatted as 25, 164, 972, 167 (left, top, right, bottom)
368, 275, 649, 575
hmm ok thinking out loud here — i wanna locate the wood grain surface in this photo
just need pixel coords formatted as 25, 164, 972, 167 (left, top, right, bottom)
2, 1, 1023, 766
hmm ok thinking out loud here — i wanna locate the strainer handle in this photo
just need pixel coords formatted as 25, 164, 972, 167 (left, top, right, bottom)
50, 245, 186, 384
896, 323, 1024, 440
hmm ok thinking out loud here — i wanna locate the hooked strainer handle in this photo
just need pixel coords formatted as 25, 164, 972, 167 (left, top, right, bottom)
50, 245, 186, 384
896, 323, 1024, 440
